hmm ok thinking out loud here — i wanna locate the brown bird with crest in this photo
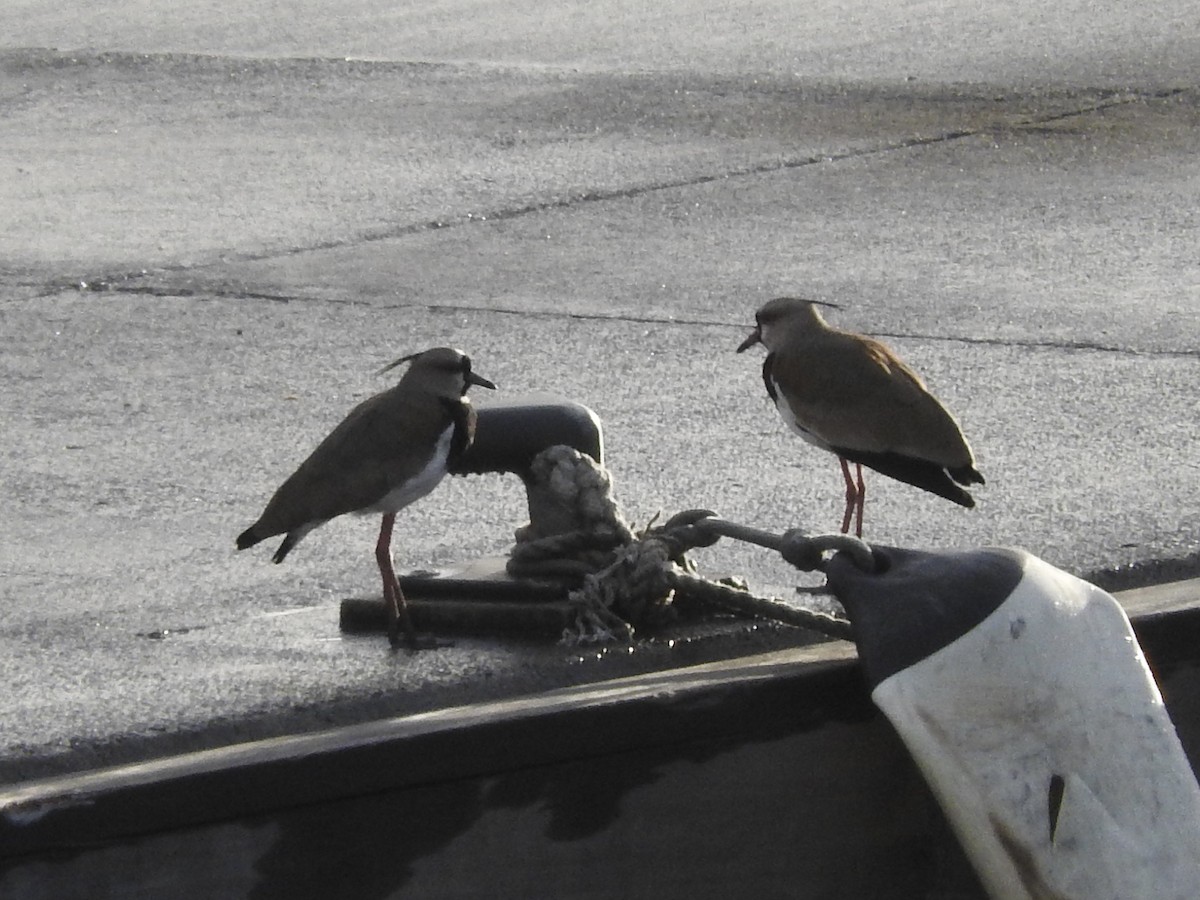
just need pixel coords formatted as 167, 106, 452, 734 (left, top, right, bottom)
737, 297, 983, 537
237, 347, 495, 646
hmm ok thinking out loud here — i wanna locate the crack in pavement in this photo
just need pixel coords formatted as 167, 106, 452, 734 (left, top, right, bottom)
17, 84, 1186, 301
33, 282, 1199, 360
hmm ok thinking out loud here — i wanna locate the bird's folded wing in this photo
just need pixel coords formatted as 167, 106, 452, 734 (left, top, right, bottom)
257, 392, 449, 529
790, 336, 974, 467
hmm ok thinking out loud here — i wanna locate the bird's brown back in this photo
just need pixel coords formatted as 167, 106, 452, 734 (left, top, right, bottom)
251, 386, 467, 539
773, 327, 977, 469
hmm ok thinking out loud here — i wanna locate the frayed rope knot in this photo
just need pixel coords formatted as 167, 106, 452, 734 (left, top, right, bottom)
508, 446, 635, 581
505, 447, 861, 645
564, 537, 678, 644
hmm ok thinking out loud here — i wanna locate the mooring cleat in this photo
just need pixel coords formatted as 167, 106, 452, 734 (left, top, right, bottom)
340, 558, 573, 640
451, 394, 604, 479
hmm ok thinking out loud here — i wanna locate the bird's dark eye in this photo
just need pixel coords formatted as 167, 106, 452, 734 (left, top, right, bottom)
461, 355, 473, 374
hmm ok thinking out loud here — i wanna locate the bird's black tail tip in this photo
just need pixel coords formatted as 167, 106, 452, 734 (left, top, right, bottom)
271, 533, 299, 564
236, 526, 262, 551
840, 448, 981, 509
950, 464, 986, 487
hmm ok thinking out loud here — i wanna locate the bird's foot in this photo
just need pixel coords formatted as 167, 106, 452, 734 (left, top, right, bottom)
388, 628, 453, 652
386, 605, 450, 651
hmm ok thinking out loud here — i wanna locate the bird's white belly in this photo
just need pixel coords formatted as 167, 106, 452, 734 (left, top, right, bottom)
367, 425, 454, 514
772, 379, 833, 453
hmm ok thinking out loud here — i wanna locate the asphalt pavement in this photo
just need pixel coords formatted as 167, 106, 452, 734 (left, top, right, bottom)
1, 1, 1197, 783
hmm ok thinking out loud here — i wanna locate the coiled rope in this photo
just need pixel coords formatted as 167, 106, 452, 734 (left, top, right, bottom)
506, 446, 873, 645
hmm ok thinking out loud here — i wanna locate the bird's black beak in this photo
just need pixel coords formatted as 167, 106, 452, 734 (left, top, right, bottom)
736, 326, 761, 353
468, 372, 497, 390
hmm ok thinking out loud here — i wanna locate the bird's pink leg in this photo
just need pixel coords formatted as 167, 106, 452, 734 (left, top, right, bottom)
853, 463, 866, 538
839, 458, 859, 535
375, 513, 415, 647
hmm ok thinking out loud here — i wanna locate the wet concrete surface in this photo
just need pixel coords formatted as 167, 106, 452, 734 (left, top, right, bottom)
1, 2, 1198, 782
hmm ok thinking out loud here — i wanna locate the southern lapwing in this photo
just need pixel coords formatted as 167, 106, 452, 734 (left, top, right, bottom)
737, 297, 984, 537
236, 347, 496, 646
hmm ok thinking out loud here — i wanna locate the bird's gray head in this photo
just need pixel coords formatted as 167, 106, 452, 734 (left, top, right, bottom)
736, 296, 840, 353
378, 347, 496, 397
